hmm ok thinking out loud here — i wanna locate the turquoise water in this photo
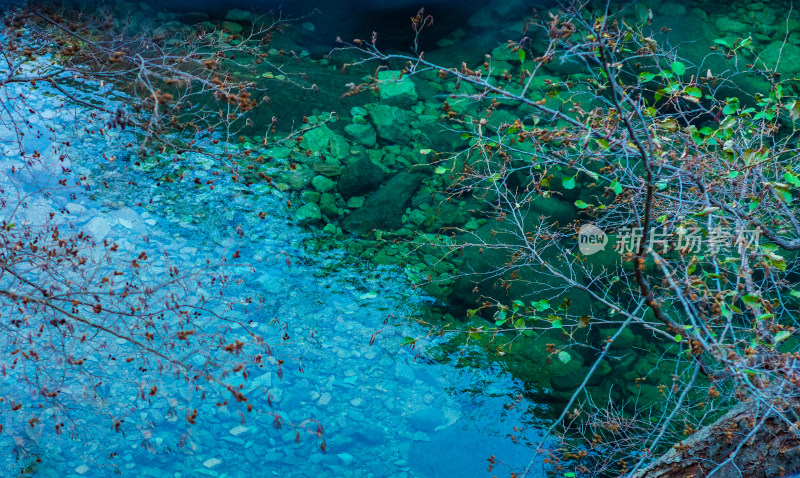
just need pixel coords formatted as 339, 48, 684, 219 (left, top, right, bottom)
0, 75, 543, 477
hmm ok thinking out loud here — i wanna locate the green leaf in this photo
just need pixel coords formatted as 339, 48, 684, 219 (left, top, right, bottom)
684, 86, 702, 97
574, 200, 589, 209
518, 49, 526, 62
775, 185, 793, 203
551, 319, 563, 329
531, 299, 550, 311
722, 98, 740, 115
596, 138, 610, 150
562, 176, 577, 190
775, 330, 792, 343
785, 172, 800, 187
419, 149, 433, 154
638, 71, 655, 82
742, 293, 761, 307
714, 38, 731, 48
400, 337, 417, 346
674, 334, 682, 342
671, 61, 686, 76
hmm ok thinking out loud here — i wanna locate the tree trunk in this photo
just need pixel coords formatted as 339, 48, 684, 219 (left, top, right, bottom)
633, 403, 800, 478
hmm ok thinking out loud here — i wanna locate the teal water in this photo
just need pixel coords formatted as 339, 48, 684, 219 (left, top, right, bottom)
0, 73, 544, 477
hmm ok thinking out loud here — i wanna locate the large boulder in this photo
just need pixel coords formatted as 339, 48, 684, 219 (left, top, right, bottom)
341, 173, 421, 234
337, 158, 384, 199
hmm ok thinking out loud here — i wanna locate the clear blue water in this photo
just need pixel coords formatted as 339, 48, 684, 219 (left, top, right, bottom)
0, 70, 544, 478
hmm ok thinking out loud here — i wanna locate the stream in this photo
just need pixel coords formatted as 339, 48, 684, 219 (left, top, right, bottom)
0, 70, 544, 478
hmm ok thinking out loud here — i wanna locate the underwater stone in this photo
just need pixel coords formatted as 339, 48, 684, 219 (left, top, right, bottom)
760, 41, 800, 77
340, 173, 421, 235
301, 190, 321, 204
344, 123, 377, 147
311, 175, 336, 193
337, 158, 384, 199
486, 60, 514, 77
657, 2, 686, 16
283, 166, 314, 190
319, 193, 338, 218
548, 352, 585, 391
366, 104, 412, 143
376, 70, 418, 107
715, 17, 749, 34
407, 209, 429, 227
491, 44, 522, 62
301, 126, 335, 155
224, 9, 253, 22
322, 223, 337, 235
296, 203, 322, 225
467, 6, 494, 28
220, 21, 243, 34
346, 196, 364, 209
85, 216, 111, 241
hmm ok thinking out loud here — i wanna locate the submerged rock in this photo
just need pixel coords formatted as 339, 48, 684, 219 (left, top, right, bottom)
225, 9, 253, 22
341, 172, 421, 234
337, 158, 384, 199
221, 21, 242, 34
344, 123, 377, 147
366, 104, 412, 143
376, 70, 418, 107
296, 203, 322, 225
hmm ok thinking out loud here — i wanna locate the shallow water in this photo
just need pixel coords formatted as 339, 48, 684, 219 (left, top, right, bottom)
0, 71, 543, 478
